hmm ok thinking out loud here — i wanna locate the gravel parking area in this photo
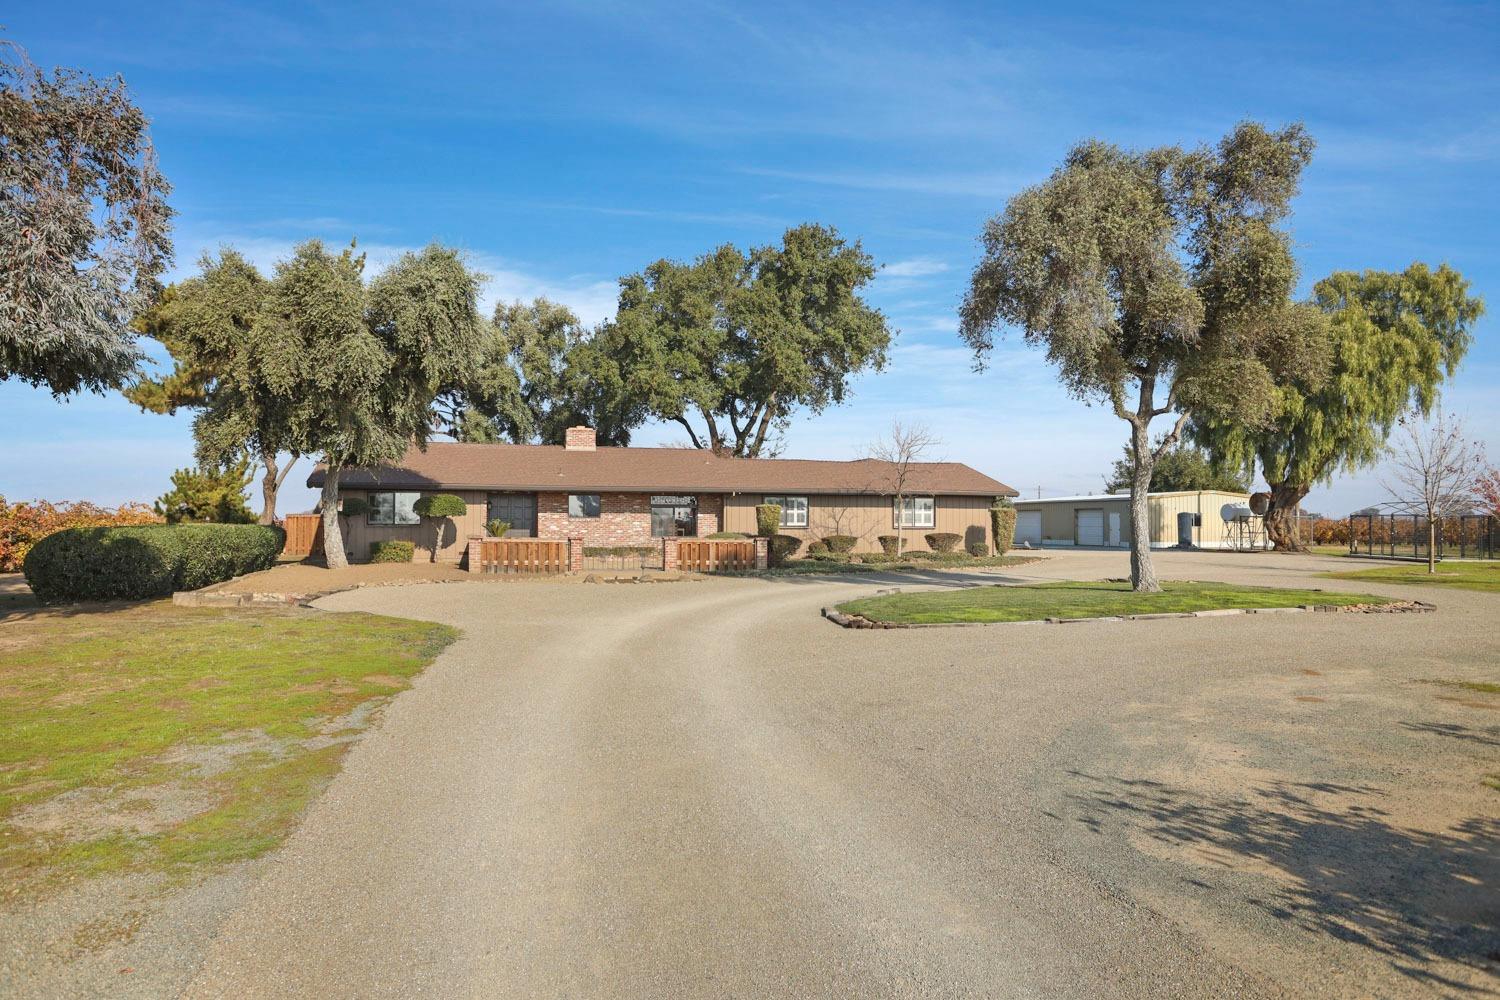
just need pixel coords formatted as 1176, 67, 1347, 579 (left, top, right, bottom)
182, 549, 1496, 998
6, 551, 1496, 998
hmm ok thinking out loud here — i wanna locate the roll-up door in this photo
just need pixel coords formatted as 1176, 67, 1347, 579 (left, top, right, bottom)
1015, 510, 1042, 545
1076, 508, 1105, 546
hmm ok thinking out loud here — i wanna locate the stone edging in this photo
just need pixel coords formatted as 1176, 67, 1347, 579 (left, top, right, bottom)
821, 599, 1437, 630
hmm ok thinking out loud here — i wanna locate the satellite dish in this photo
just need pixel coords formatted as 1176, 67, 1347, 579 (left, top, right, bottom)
1249, 491, 1272, 515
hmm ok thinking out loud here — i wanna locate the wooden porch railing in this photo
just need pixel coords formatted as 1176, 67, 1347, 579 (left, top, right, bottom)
677, 539, 756, 572
477, 538, 568, 574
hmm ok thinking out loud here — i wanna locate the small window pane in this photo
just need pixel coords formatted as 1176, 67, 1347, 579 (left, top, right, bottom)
569, 493, 601, 518
766, 496, 808, 528
392, 492, 421, 525
368, 492, 394, 525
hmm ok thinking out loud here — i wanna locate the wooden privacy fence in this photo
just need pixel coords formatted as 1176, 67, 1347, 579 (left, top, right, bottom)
281, 514, 323, 558
678, 539, 756, 572
477, 538, 568, 574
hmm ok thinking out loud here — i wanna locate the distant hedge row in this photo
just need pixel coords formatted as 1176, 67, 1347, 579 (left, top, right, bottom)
24, 524, 283, 604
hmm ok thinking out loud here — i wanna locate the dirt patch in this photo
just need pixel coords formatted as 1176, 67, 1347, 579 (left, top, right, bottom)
12, 785, 217, 838
1293, 695, 1327, 703
360, 674, 406, 688
60, 909, 147, 959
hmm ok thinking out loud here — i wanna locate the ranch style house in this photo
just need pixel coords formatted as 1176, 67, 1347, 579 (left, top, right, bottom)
306, 426, 1018, 564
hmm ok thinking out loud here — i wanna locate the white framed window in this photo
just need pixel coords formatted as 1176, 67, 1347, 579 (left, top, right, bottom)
765, 495, 808, 528
568, 493, 601, 518
894, 495, 935, 529
368, 491, 421, 525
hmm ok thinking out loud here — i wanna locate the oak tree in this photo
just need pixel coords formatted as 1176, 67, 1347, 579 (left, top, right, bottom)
1, 39, 172, 400
961, 122, 1322, 590
604, 224, 892, 457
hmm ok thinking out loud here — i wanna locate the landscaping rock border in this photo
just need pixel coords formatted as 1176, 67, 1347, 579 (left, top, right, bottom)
820, 599, 1437, 630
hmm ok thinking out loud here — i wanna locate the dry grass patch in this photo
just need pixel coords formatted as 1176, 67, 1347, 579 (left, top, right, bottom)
0, 600, 455, 896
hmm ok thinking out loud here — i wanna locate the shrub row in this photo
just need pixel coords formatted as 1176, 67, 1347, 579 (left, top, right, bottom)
24, 524, 283, 604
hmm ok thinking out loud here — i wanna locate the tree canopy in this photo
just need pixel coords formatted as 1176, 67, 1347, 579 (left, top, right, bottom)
598, 224, 892, 457
960, 122, 1323, 589
126, 250, 307, 524
443, 298, 638, 446
1103, 440, 1249, 494
0, 39, 172, 397
154, 459, 255, 524
1190, 262, 1481, 548
257, 241, 484, 566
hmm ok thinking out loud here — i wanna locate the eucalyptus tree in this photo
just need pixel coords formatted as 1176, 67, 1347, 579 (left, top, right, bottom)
603, 224, 892, 457
960, 122, 1323, 590
0, 39, 172, 401
1191, 263, 1481, 550
261, 242, 484, 567
127, 251, 307, 524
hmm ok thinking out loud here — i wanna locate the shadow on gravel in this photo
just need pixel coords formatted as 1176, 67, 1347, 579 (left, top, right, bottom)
1063, 771, 1500, 992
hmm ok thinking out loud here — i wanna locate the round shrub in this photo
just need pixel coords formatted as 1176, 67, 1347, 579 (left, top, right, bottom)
755, 504, 782, 537
924, 532, 962, 554
339, 496, 372, 518
768, 534, 801, 566
877, 535, 901, 557
824, 534, 857, 554
486, 518, 511, 538
369, 540, 416, 563
22, 523, 282, 603
968, 540, 989, 557
990, 498, 1017, 554
705, 531, 749, 540
25, 526, 182, 603
414, 494, 467, 519
806, 539, 829, 555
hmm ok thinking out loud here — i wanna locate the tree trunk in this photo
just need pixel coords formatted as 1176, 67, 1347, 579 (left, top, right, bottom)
259, 451, 280, 526
1428, 518, 1437, 574
1263, 482, 1310, 552
1128, 421, 1160, 593
320, 464, 348, 569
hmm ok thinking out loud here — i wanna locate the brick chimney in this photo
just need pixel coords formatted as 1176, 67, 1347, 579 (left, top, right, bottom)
564, 426, 597, 451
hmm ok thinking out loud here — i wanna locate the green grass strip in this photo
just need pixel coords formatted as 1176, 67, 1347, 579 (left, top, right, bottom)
837, 580, 1390, 625
1323, 561, 1500, 593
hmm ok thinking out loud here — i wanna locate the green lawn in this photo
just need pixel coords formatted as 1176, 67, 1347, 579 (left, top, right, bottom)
1324, 561, 1500, 593
0, 601, 455, 893
744, 554, 1042, 577
837, 580, 1389, 624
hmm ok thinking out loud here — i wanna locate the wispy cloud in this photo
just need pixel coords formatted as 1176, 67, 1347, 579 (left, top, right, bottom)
882, 257, 949, 278
739, 166, 1028, 199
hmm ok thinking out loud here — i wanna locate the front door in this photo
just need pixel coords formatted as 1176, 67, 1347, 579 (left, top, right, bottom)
487, 492, 536, 537
1108, 511, 1122, 547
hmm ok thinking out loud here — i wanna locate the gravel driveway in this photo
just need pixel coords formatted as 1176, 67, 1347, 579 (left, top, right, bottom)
183, 550, 1497, 998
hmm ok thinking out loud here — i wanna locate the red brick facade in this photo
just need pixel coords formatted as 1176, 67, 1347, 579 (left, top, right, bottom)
534, 491, 725, 545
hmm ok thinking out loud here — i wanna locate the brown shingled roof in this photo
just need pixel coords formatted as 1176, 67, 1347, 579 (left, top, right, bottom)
307, 442, 1016, 497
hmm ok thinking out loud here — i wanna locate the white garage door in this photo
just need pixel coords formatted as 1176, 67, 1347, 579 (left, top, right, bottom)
1076, 509, 1105, 547
1016, 510, 1042, 545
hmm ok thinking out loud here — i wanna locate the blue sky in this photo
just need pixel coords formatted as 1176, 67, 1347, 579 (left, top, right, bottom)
3, 1, 1497, 515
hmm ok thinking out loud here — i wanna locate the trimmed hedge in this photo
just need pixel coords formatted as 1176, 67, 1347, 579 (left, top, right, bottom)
806, 539, 829, 555
877, 535, 902, 557
768, 534, 801, 566
414, 493, 466, 519
705, 531, 749, 540
924, 532, 962, 554
23, 524, 282, 604
369, 540, 416, 563
584, 545, 657, 557
755, 504, 781, 537
823, 534, 857, 554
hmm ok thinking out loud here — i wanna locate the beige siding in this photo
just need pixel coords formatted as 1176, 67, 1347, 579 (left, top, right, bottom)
723, 493, 997, 554
1014, 490, 1256, 548
339, 489, 491, 563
